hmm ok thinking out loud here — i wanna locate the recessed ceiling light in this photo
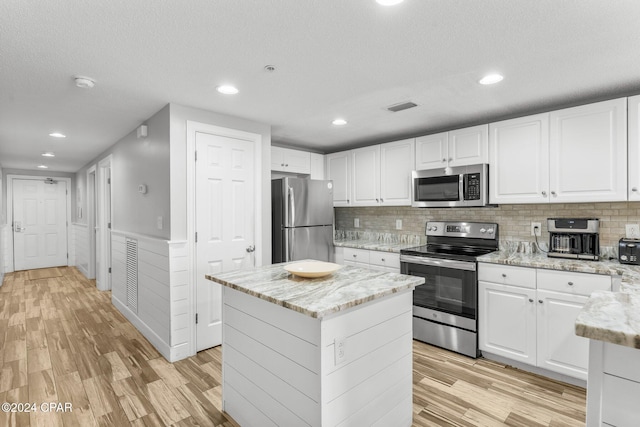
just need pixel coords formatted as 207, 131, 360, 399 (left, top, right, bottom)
49, 132, 66, 138
37, 164, 49, 169
332, 118, 347, 126
74, 76, 95, 89
216, 85, 239, 95
479, 74, 504, 85
376, 0, 404, 5
42, 152, 55, 157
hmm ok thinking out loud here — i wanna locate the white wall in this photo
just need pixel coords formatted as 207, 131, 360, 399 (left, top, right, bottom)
0, 165, 3, 285
75, 105, 171, 239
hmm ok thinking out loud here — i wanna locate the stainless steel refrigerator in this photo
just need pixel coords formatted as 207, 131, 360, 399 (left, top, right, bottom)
272, 177, 335, 263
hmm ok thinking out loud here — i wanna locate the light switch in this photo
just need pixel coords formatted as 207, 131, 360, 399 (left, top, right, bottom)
354, 218, 360, 228
396, 219, 402, 230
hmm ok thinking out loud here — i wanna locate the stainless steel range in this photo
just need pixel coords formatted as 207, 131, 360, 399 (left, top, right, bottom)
400, 221, 499, 358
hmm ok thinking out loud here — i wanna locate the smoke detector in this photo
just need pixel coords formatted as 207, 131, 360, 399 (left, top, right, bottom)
74, 76, 95, 89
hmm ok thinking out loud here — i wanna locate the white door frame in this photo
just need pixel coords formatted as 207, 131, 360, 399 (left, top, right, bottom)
87, 166, 97, 279
97, 156, 113, 291
186, 120, 263, 355
6, 174, 72, 273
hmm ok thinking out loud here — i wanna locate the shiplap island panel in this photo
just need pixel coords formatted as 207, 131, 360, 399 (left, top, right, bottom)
206, 261, 424, 427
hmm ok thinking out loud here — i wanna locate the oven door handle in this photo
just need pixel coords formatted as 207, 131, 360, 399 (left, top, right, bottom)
400, 255, 476, 271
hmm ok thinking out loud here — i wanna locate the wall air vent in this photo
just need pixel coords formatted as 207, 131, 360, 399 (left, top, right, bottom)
126, 238, 138, 314
387, 101, 418, 112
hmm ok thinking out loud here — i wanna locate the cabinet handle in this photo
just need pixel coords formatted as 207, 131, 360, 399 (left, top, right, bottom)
376, 198, 379, 203
449, 158, 453, 162
442, 158, 446, 162
381, 258, 385, 262
380, 198, 384, 203
285, 164, 289, 167
541, 191, 547, 196
538, 299, 543, 304
501, 273, 507, 278
353, 254, 357, 258
281, 163, 285, 166
633, 187, 638, 192
551, 191, 557, 196
529, 298, 534, 303
568, 281, 574, 286
347, 199, 349, 204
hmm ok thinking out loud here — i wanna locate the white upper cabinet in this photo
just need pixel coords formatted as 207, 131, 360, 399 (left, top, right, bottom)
379, 139, 415, 206
489, 113, 550, 204
309, 153, 325, 180
271, 146, 311, 174
415, 125, 488, 171
448, 124, 489, 167
351, 145, 381, 206
628, 95, 640, 200
415, 132, 448, 170
325, 151, 351, 207
490, 98, 628, 204
549, 98, 627, 202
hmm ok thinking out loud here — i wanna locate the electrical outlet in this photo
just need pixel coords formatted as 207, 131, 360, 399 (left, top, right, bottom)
626, 224, 640, 239
354, 218, 360, 228
334, 337, 346, 365
396, 219, 402, 230
531, 222, 542, 236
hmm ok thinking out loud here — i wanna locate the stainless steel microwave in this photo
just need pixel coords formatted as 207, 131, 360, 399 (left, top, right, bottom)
411, 164, 490, 208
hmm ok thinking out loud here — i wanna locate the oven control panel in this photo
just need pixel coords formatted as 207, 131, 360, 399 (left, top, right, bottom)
426, 221, 498, 239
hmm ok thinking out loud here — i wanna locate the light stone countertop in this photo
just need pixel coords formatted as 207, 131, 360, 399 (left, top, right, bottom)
206, 260, 424, 319
478, 249, 640, 349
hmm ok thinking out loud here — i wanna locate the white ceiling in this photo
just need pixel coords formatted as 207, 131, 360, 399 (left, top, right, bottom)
2, 0, 640, 173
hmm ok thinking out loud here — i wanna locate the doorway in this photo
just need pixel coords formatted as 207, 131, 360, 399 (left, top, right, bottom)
187, 121, 262, 353
87, 166, 97, 279
8, 175, 71, 272
96, 156, 113, 291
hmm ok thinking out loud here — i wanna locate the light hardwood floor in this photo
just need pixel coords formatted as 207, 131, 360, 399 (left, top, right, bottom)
0, 267, 586, 426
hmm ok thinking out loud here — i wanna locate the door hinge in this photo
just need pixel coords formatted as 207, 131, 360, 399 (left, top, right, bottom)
195, 313, 198, 324
108, 178, 111, 184
108, 267, 112, 273
108, 222, 111, 229
67, 253, 69, 259
66, 189, 68, 195
195, 232, 198, 243
195, 151, 198, 161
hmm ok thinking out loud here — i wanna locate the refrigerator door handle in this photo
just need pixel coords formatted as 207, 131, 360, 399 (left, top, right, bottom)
287, 185, 295, 227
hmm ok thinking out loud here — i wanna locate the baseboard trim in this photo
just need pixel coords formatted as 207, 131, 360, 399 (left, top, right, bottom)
481, 351, 587, 388
112, 295, 193, 363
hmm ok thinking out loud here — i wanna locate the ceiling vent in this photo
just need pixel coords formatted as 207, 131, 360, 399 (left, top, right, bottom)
387, 101, 418, 112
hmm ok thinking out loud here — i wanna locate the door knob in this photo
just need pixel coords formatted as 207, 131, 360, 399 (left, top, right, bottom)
246, 245, 255, 253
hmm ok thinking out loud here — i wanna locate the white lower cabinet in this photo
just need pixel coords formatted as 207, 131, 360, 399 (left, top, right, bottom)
478, 263, 611, 381
342, 247, 400, 273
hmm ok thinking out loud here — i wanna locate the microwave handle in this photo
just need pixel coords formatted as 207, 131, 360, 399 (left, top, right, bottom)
459, 173, 465, 200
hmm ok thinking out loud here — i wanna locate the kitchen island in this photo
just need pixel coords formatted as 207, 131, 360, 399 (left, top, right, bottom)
206, 261, 424, 427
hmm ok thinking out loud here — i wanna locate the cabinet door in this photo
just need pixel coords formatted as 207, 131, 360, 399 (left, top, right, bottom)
549, 98, 627, 202
415, 132, 448, 170
380, 139, 415, 206
351, 145, 381, 206
271, 146, 286, 171
448, 124, 489, 167
310, 153, 325, 180
325, 151, 351, 207
282, 148, 311, 174
536, 289, 589, 380
629, 95, 640, 200
489, 114, 550, 204
479, 282, 537, 365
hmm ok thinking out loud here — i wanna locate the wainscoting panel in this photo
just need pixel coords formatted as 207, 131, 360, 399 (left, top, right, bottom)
74, 223, 89, 277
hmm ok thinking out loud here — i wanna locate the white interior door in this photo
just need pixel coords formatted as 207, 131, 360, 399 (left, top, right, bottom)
196, 131, 255, 351
13, 179, 68, 271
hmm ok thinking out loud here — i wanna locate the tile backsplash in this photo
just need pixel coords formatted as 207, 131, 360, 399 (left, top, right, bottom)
335, 202, 640, 248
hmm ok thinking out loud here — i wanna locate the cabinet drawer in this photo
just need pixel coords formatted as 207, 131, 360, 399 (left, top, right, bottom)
369, 251, 400, 269
343, 248, 370, 264
478, 263, 536, 288
604, 342, 640, 383
537, 269, 610, 296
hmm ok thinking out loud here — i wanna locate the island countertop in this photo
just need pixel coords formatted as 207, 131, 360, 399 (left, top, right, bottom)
206, 260, 424, 319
